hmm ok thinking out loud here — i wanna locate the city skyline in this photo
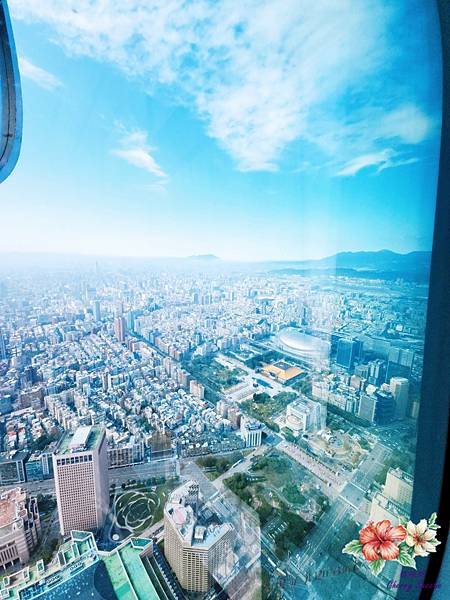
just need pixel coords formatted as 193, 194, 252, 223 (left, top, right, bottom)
0, 2, 444, 597
0, 0, 442, 261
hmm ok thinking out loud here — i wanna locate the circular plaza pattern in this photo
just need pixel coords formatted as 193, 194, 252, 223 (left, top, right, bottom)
110, 489, 161, 539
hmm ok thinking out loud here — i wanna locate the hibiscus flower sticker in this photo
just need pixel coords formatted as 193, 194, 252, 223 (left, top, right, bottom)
359, 520, 406, 561
342, 513, 440, 576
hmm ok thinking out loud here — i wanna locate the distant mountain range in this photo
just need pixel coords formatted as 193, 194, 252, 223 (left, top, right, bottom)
0, 249, 431, 281
270, 250, 432, 282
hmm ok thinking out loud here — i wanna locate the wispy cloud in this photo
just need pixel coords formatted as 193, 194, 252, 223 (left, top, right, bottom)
11, 1, 436, 173
111, 130, 168, 184
336, 149, 419, 177
18, 57, 62, 91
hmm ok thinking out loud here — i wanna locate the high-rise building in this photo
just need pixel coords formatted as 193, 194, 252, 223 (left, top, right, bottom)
354, 363, 369, 379
241, 420, 263, 447
164, 480, 235, 593
0, 328, 7, 360
358, 394, 377, 423
384, 468, 413, 507
386, 347, 414, 381
336, 339, 360, 370
285, 397, 326, 434
389, 377, 410, 420
25, 454, 44, 481
367, 359, 386, 385
93, 300, 101, 322
126, 310, 135, 332
0, 488, 40, 569
190, 380, 205, 400
114, 316, 127, 343
374, 389, 396, 425
369, 468, 413, 523
227, 406, 241, 429
0, 531, 163, 600
53, 426, 109, 536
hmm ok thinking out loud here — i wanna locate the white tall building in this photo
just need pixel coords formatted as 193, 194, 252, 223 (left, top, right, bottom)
389, 377, 409, 420
384, 468, 413, 506
164, 480, 235, 593
285, 397, 326, 435
369, 468, 413, 523
53, 426, 109, 536
241, 420, 263, 447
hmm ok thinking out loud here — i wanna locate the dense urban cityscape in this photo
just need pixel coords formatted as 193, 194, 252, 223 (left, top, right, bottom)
0, 253, 427, 599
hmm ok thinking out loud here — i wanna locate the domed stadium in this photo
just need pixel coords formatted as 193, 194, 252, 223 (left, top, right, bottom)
275, 328, 330, 362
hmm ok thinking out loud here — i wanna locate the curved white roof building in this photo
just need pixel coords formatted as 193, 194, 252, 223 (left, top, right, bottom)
275, 328, 330, 362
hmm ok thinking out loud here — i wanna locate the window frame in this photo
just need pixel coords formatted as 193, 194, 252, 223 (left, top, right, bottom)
399, 2, 450, 598
0, 0, 22, 183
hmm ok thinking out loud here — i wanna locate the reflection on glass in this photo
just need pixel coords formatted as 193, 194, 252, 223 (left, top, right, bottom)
0, 1, 442, 599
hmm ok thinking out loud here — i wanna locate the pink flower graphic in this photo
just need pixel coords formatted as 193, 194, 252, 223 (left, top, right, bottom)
359, 520, 407, 561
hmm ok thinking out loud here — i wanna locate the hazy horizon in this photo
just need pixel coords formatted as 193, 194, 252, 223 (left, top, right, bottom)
0, 247, 432, 263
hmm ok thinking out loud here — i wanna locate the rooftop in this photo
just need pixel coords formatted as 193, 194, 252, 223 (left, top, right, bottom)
0, 450, 29, 464
0, 531, 161, 600
387, 467, 414, 486
165, 480, 232, 550
0, 487, 28, 529
262, 361, 304, 381
56, 426, 104, 455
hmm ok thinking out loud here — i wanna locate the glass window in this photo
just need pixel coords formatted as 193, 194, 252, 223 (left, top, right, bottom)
0, 2, 446, 600
0, 0, 21, 182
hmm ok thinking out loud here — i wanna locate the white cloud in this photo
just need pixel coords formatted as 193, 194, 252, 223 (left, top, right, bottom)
111, 130, 168, 182
11, 1, 434, 173
18, 56, 62, 90
336, 148, 419, 177
377, 104, 434, 145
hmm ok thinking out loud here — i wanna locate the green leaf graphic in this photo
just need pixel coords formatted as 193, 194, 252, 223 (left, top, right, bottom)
342, 540, 364, 557
368, 559, 385, 576
398, 549, 417, 569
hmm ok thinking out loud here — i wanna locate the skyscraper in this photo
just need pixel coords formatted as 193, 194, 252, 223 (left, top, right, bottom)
374, 389, 396, 425
285, 397, 326, 434
367, 359, 387, 385
384, 468, 413, 507
358, 394, 377, 423
386, 347, 414, 381
164, 480, 234, 593
93, 300, 101, 322
335, 338, 360, 370
241, 420, 263, 447
53, 426, 109, 536
114, 315, 127, 343
0, 328, 7, 360
389, 377, 410, 420
126, 310, 135, 332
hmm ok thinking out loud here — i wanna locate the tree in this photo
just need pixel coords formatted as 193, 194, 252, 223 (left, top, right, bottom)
253, 392, 271, 404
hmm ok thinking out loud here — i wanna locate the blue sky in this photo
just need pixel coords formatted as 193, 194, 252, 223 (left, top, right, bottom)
0, 0, 442, 261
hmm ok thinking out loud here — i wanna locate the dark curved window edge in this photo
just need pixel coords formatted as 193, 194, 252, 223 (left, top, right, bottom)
398, 2, 450, 599
0, 0, 22, 183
